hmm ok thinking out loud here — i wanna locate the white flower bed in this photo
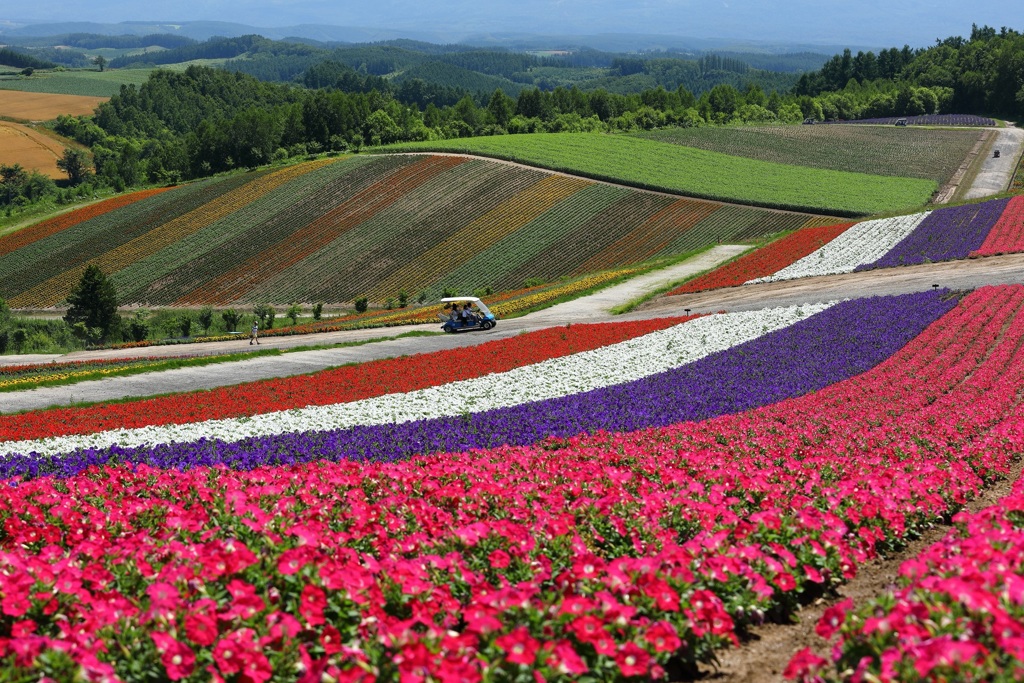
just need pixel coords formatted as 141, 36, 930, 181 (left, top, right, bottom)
2, 303, 834, 458
747, 212, 930, 283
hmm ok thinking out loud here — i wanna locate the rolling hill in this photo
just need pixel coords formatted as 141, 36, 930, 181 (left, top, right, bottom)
0, 154, 839, 308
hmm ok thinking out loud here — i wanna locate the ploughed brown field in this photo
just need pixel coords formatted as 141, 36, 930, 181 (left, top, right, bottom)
0, 121, 68, 178
0, 90, 106, 120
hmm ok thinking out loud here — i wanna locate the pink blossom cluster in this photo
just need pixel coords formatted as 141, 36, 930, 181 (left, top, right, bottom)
787, 394, 1024, 682
1, 286, 1023, 681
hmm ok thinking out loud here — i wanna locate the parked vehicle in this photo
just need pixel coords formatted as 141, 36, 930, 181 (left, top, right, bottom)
438, 296, 497, 333
895, 118, 908, 126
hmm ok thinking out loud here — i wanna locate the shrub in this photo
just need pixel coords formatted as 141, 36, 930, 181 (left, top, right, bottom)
221, 309, 242, 332
354, 298, 368, 313
178, 315, 193, 338
127, 318, 149, 342
313, 303, 323, 321
253, 304, 276, 329
198, 306, 214, 335
398, 291, 409, 308
286, 304, 302, 326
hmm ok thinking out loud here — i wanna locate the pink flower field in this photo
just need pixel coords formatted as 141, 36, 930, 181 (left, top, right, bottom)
2, 286, 1024, 682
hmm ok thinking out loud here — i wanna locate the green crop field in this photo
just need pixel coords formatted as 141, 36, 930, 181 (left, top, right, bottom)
385, 133, 937, 216
0, 155, 838, 308
0, 69, 158, 97
635, 124, 985, 184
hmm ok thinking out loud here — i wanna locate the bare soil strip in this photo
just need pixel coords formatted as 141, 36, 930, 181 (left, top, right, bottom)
0, 121, 67, 178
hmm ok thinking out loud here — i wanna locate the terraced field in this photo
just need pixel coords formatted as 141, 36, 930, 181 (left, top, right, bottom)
636, 124, 987, 183
385, 133, 938, 216
0, 154, 838, 308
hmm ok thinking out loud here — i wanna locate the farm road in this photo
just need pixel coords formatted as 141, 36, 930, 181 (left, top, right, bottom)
965, 125, 1024, 199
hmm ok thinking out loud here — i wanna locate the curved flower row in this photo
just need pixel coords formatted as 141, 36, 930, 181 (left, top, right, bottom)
748, 212, 929, 283
2, 292, 953, 481
0, 316, 692, 443
856, 198, 1010, 270
971, 194, 1024, 257
668, 222, 853, 294
0, 287, 1021, 681
1, 302, 832, 459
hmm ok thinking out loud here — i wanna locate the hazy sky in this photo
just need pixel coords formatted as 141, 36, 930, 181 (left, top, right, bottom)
2, 0, 1015, 49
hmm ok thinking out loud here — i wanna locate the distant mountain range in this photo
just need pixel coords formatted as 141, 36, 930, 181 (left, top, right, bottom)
0, 20, 878, 55
3, 0, 1008, 54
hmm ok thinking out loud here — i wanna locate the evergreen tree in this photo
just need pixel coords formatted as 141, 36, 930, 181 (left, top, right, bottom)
64, 265, 120, 341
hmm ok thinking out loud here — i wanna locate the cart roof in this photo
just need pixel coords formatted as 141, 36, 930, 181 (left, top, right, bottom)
440, 297, 482, 303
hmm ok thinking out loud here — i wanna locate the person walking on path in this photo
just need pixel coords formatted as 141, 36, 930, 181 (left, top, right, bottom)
249, 320, 260, 345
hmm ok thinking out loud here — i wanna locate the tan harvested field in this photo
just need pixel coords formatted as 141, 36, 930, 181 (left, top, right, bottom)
0, 90, 106, 120
0, 121, 67, 178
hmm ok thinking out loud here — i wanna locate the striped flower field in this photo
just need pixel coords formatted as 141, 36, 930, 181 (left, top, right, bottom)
3, 285, 1024, 680
0, 155, 834, 308
672, 195, 1024, 294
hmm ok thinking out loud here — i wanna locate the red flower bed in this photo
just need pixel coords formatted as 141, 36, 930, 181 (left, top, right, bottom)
0, 289, 1023, 680
0, 315, 692, 443
667, 222, 853, 295
970, 194, 1024, 257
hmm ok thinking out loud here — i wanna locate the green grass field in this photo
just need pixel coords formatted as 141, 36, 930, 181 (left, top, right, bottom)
635, 124, 985, 184
384, 133, 937, 216
0, 68, 162, 97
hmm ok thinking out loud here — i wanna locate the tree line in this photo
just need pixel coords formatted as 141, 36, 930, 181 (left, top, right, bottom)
794, 24, 1024, 120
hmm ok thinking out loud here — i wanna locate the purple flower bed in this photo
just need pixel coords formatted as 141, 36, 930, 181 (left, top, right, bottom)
4, 291, 957, 481
824, 114, 996, 126
855, 199, 1011, 270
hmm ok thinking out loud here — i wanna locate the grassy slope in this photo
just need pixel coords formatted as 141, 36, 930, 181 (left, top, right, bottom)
385, 133, 937, 216
0, 69, 157, 97
635, 125, 984, 183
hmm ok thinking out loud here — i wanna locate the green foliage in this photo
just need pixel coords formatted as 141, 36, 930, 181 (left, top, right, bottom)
127, 315, 149, 342
63, 264, 120, 342
354, 297, 368, 313
221, 308, 242, 332
0, 47, 57, 69
397, 291, 409, 308
177, 313, 193, 337
286, 303, 302, 325
56, 148, 92, 186
198, 306, 214, 334
253, 303, 276, 329
312, 302, 323, 320
10, 329, 27, 353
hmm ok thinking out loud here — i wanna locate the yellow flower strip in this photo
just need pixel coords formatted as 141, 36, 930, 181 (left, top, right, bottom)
366, 174, 591, 302
8, 160, 336, 308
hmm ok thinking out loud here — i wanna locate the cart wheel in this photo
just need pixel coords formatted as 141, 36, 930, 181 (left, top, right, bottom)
482, 320, 493, 330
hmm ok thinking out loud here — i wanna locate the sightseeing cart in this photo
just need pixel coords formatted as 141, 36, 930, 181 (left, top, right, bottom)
438, 296, 497, 333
